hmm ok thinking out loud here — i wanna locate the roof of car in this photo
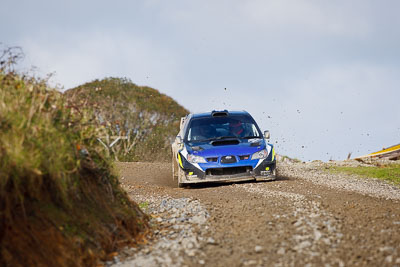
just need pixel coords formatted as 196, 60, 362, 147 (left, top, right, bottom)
191, 110, 250, 119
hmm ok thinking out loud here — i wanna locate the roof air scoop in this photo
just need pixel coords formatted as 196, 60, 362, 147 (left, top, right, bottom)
211, 110, 229, 117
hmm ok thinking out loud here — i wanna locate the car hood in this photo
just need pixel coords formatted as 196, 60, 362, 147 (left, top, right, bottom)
186, 138, 265, 158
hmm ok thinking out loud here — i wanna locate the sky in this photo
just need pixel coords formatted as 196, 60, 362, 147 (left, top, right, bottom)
1, 0, 400, 161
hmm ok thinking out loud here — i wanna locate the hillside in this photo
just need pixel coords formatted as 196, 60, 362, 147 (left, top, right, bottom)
64, 77, 188, 162
0, 63, 150, 266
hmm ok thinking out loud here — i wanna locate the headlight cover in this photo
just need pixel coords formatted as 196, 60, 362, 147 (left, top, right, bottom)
251, 149, 268, 160
187, 154, 207, 163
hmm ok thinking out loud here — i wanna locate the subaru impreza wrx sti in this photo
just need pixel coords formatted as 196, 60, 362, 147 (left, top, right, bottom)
171, 110, 276, 187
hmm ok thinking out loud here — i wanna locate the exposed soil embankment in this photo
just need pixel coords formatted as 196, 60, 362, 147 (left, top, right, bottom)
112, 161, 400, 266
0, 68, 150, 267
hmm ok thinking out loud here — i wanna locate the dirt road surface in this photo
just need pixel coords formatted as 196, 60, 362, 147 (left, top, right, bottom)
112, 162, 400, 267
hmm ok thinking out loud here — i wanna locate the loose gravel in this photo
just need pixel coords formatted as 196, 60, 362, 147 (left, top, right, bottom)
233, 183, 343, 266
113, 161, 400, 267
108, 188, 210, 267
279, 161, 400, 201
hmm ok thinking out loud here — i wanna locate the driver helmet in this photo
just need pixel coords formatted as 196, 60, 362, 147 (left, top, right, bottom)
229, 121, 244, 136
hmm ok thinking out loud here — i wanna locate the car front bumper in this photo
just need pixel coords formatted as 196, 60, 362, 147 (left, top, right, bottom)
179, 157, 276, 185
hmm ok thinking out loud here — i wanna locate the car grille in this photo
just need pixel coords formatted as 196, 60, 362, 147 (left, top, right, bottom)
206, 155, 250, 163
206, 166, 252, 176
220, 155, 237, 164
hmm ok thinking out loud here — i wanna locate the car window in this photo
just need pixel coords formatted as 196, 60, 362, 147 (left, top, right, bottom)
187, 115, 261, 141
250, 124, 259, 136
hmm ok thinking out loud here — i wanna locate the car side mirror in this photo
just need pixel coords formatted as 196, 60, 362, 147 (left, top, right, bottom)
263, 130, 270, 139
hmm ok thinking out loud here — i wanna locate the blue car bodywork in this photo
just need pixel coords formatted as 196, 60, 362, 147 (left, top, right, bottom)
172, 110, 276, 187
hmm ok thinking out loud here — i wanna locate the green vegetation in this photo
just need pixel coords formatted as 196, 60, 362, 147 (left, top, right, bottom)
139, 201, 149, 210
64, 77, 188, 162
0, 49, 150, 266
329, 165, 400, 184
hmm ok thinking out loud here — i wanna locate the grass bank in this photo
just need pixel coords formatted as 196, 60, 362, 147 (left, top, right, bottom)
65, 77, 188, 162
329, 164, 400, 185
0, 62, 149, 265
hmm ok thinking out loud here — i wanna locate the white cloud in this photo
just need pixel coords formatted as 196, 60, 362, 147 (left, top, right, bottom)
268, 63, 400, 160
146, 0, 371, 39
241, 0, 371, 37
21, 30, 181, 91
3, 0, 400, 161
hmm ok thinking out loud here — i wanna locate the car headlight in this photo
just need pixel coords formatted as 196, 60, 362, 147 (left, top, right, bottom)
251, 149, 268, 160
187, 154, 207, 163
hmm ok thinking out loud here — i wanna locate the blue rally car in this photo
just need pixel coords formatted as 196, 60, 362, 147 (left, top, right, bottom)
171, 110, 276, 187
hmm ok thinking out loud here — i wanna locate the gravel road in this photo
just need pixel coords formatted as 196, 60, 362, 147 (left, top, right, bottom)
109, 161, 400, 267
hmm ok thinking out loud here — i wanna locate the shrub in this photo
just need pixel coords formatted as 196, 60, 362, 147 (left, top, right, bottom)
65, 77, 188, 162
0, 51, 149, 266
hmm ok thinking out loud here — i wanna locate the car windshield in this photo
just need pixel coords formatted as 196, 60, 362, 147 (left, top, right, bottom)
187, 115, 262, 142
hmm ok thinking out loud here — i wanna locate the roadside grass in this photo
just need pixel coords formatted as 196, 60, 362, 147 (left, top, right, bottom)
0, 54, 150, 266
328, 164, 400, 185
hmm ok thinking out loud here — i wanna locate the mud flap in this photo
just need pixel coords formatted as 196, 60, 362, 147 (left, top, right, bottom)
177, 167, 185, 188
172, 152, 178, 181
